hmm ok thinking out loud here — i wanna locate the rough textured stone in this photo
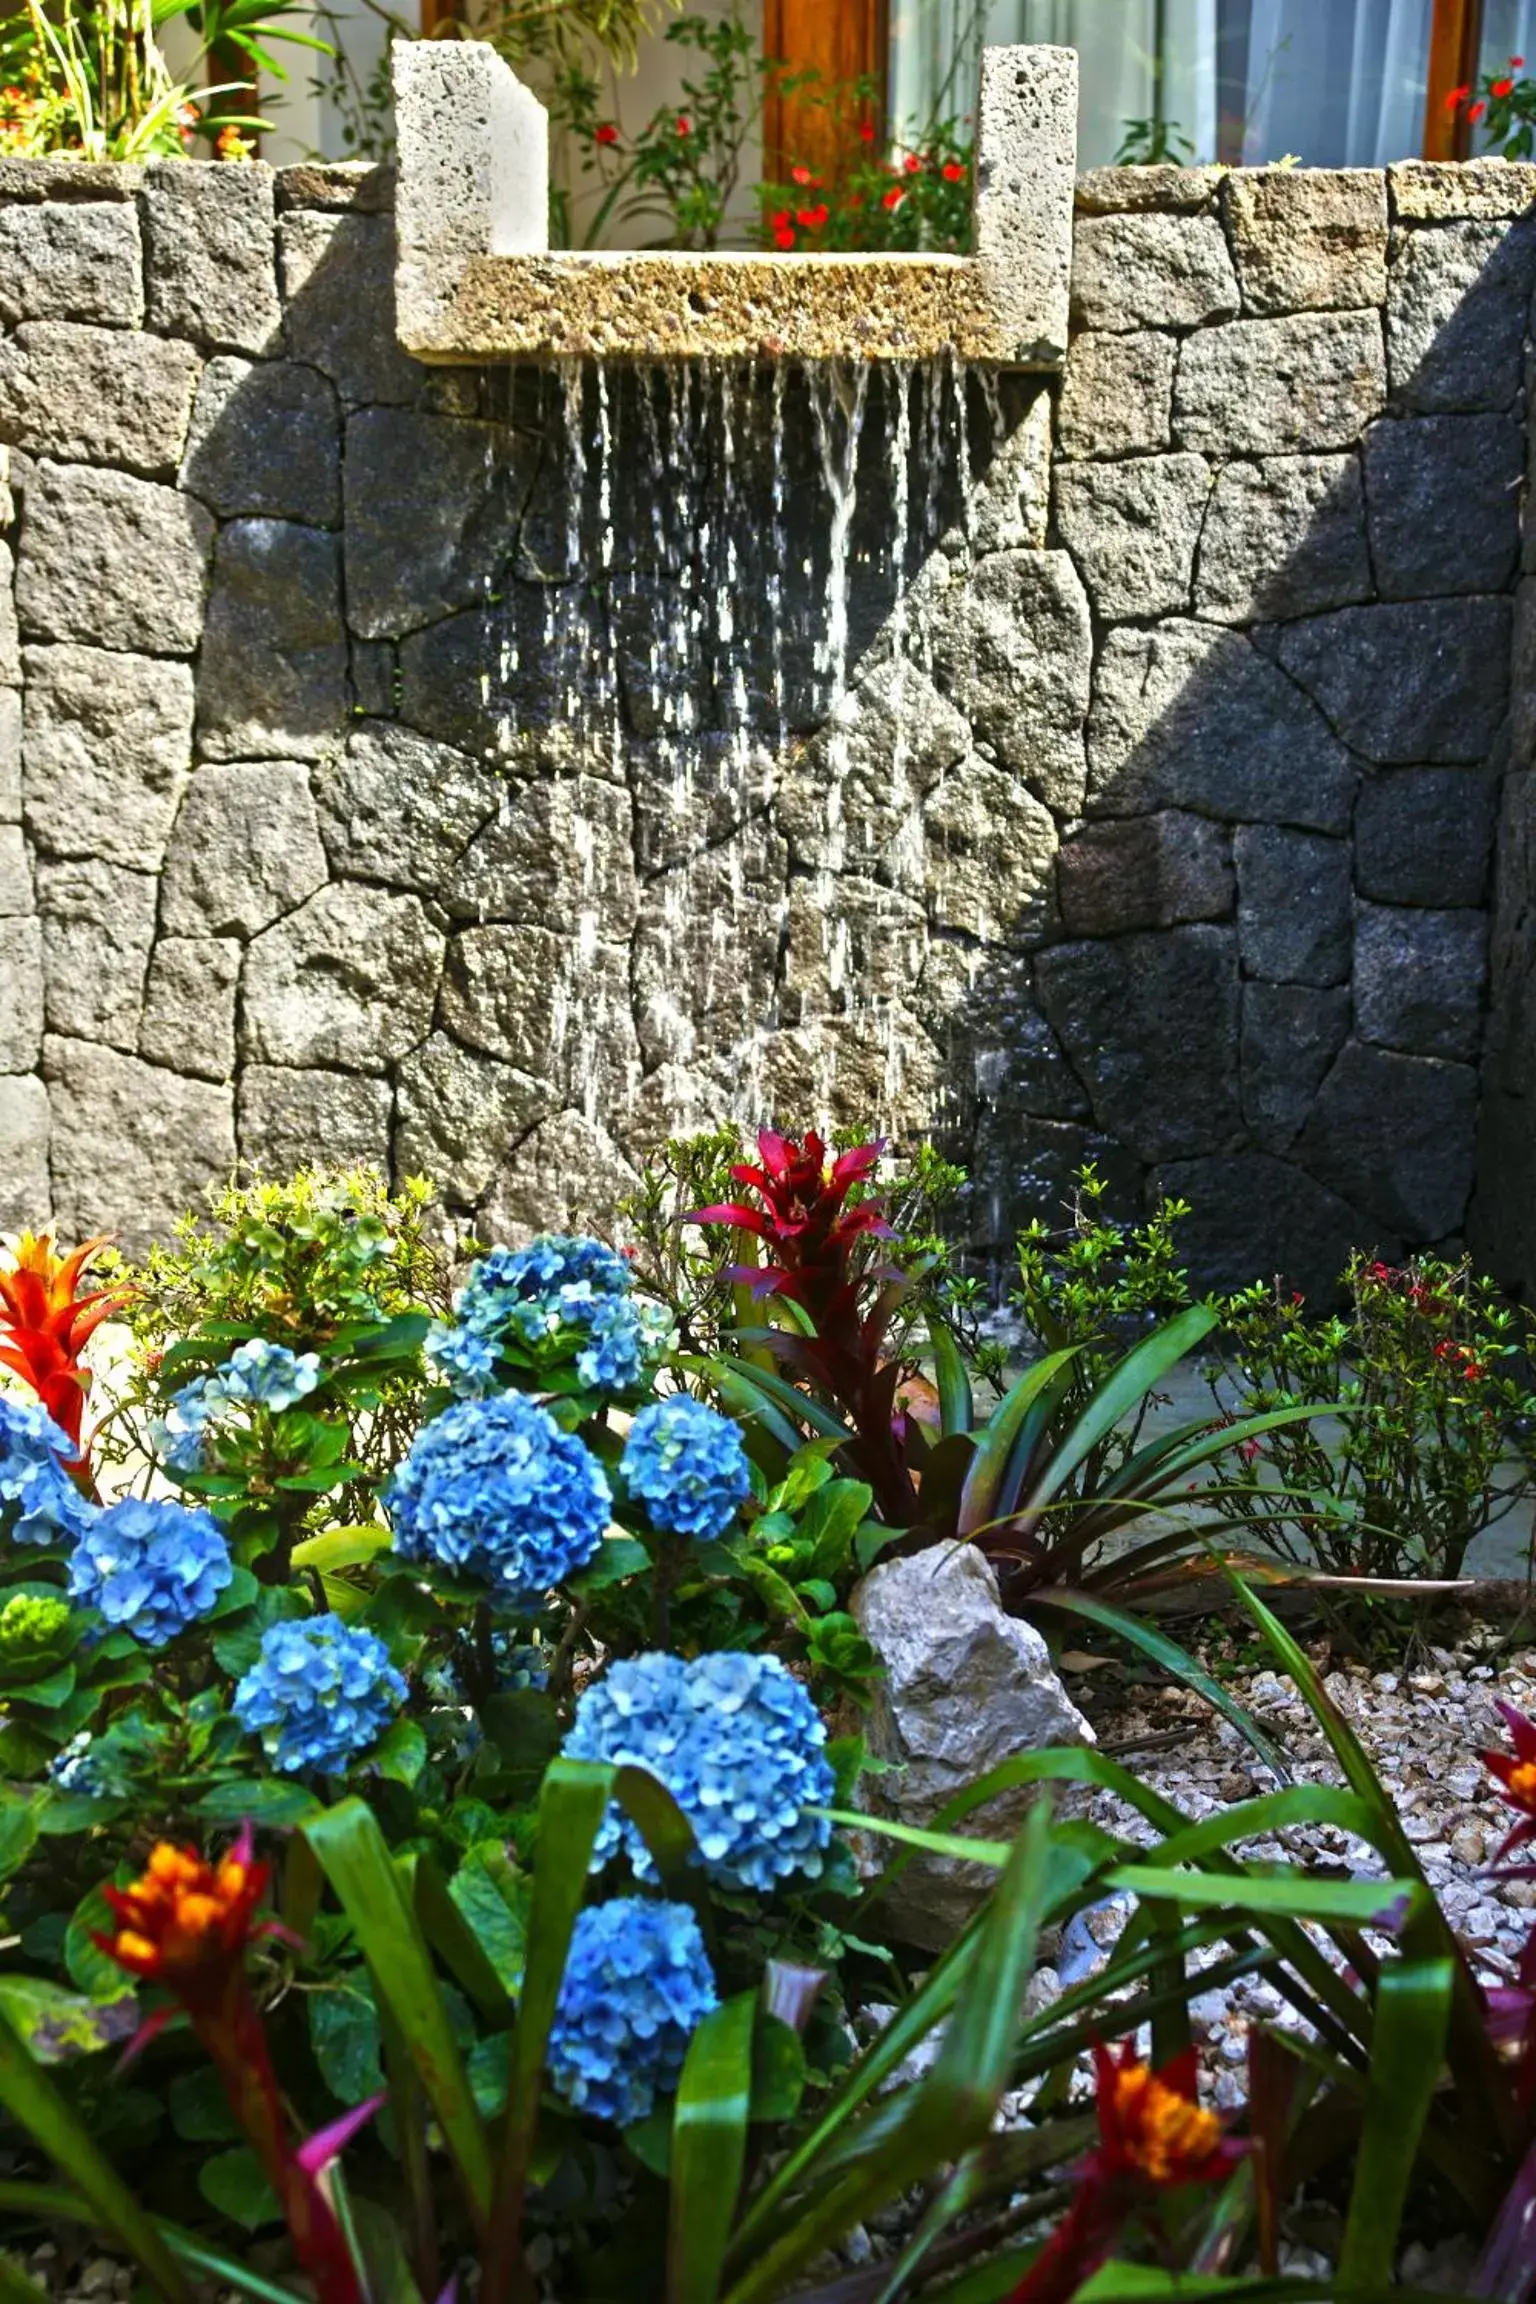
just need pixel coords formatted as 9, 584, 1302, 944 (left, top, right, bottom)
0, 161, 142, 202
1070, 212, 1238, 333
37, 858, 156, 1049
394, 1031, 551, 1207
1355, 903, 1487, 1061
180, 358, 341, 524
772, 661, 967, 889
0, 915, 42, 1069
1386, 218, 1536, 412
1056, 329, 1176, 461
1088, 622, 1355, 830
0, 1072, 49, 1228
1297, 1041, 1478, 1238
1235, 826, 1352, 985
780, 877, 928, 1025
280, 210, 428, 405
1056, 812, 1232, 936
1054, 452, 1209, 620
1156, 1153, 1370, 1298
853, 1543, 1095, 1953
1074, 165, 1224, 214
343, 407, 540, 638
0, 322, 200, 473
242, 883, 443, 1071
238, 1065, 393, 1176
1225, 169, 1388, 314
1390, 159, 1536, 219
0, 821, 31, 916
0, 690, 19, 825
923, 757, 1057, 943
633, 831, 785, 1071
23, 644, 193, 871
197, 521, 347, 761
1194, 453, 1372, 622
16, 462, 212, 653
1355, 767, 1497, 907
1277, 599, 1510, 765
314, 721, 502, 894
442, 923, 637, 1106
969, 386, 1052, 552
1363, 414, 1521, 597
971, 43, 1077, 366
160, 762, 328, 939
1174, 311, 1386, 455
0, 202, 143, 327
0, 542, 17, 686
142, 161, 282, 353
1036, 926, 1242, 1160
447, 773, 637, 932
477, 1109, 641, 1242
45, 1037, 234, 1255
1242, 983, 1351, 1150
138, 936, 239, 1082
275, 161, 395, 214
926, 549, 1091, 812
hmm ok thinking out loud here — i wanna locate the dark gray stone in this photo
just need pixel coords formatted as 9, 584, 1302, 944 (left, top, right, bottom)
1056, 329, 1176, 461
1296, 1040, 1478, 1238
138, 936, 239, 1082
0, 915, 42, 1069
1056, 811, 1233, 935
1276, 599, 1510, 764
0, 321, 200, 474
441, 923, 638, 1107
1053, 452, 1210, 620
1088, 621, 1356, 830
1070, 212, 1239, 332
242, 883, 444, 1073
343, 407, 539, 639
278, 210, 421, 405
1241, 982, 1351, 1148
1155, 1153, 1373, 1298
23, 643, 193, 872
1174, 311, 1386, 455
393, 1031, 553, 1209
1355, 767, 1496, 907
926, 549, 1092, 813
964, 1114, 1143, 1250
1194, 453, 1372, 623
772, 659, 967, 890
314, 721, 502, 894
37, 857, 155, 1049
1235, 826, 1352, 985
238, 1065, 393, 1176
0, 201, 143, 326
1363, 414, 1522, 597
45, 1035, 233, 1256
16, 462, 212, 654
142, 161, 282, 354
180, 357, 341, 524
160, 762, 328, 939
446, 774, 639, 935
923, 758, 1057, 944
1355, 902, 1487, 1060
1386, 217, 1536, 413
197, 520, 347, 761
349, 640, 396, 719
1035, 925, 1242, 1160
0, 1072, 48, 1230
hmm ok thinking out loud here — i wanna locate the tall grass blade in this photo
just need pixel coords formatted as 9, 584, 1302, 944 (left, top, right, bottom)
668, 1991, 756, 2304
1338, 1958, 1454, 2289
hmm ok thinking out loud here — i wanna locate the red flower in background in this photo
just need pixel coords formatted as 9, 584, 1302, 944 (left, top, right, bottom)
882, 185, 905, 209
675, 112, 691, 136
1469, 99, 1488, 121
594, 121, 619, 145
942, 160, 967, 181
1483, 1703, 1536, 1860
1446, 81, 1472, 113
1493, 75, 1516, 97
0, 1229, 130, 1473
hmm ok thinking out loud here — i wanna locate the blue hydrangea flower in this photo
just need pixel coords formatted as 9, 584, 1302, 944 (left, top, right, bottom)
221, 1339, 322, 1412
0, 1396, 93, 1547
426, 1236, 668, 1400
622, 1396, 751, 1542
548, 1897, 718, 2126
233, 1615, 406, 1776
152, 1376, 222, 1476
67, 1499, 232, 1648
564, 1651, 836, 1895
386, 1392, 611, 1611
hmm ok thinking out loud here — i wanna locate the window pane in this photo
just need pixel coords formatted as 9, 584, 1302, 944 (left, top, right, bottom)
1481, 1, 1536, 90
889, 0, 1432, 168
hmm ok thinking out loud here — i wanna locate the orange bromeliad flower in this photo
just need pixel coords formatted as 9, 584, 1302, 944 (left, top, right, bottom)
1482, 1702, 1536, 1861
101, 1831, 273, 2011
0, 1229, 131, 1468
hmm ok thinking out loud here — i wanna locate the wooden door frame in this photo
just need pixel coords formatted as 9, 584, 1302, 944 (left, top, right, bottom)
760, 0, 889, 183
1423, 0, 1486, 158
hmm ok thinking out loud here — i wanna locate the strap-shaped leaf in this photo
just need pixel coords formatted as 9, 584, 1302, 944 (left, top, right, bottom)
957, 1348, 1081, 1537
668, 1992, 757, 2304
1338, 1957, 1454, 2290
926, 1313, 973, 1438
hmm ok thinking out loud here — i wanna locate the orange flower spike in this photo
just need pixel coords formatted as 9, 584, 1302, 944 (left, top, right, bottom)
1482, 1703, 1536, 1859
1093, 2042, 1238, 2187
0, 1228, 132, 1464
100, 1826, 272, 2004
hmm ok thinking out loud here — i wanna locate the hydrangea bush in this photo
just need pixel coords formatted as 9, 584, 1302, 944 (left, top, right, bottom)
546, 1896, 719, 2125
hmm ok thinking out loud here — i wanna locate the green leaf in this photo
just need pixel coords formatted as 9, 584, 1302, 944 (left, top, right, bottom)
169, 2066, 241, 2143
309, 1974, 385, 2106
64, 1882, 127, 2000
957, 1348, 1080, 1537
927, 1312, 973, 1437
374, 1719, 427, 1788
1101, 1863, 1423, 1928
447, 1841, 527, 1995
289, 1524, 393, 1573
669, 1991, 756, 2304
199, 2145, 282, 2231
414, 1854, 513, 2026
194, 1779, 322, 1828
749, 2012, 806, 2123
0, 2006, 193, 2301
0, 1977, 136, 2065
302, 1798, 492, 2227
570, 1534, 652, 1593
1338, 1958, 1454, 2288
1016, 1305, 1220, 1529
0, 1788, 41, 1882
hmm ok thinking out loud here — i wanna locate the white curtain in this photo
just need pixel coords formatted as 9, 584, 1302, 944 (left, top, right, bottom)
1481, 1, 1536, 84
889, 0, 1434, 168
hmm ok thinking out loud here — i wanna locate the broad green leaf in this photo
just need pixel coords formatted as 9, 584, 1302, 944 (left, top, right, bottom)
927, 1312, 973, 1437
309, 1974, 385, 2106
1338, 1958, 1454, 2288
169, 2065, 241, 2143
374, 1719, 427, 1788
448, 1841, 528, 1995
0, 1976, 136, 2064
957, 1349, 1080, 1538
290, 1524, 392, 1573
1014, 1306, 1220, 1533
668, 1991, 756, 2304
1102, 1863, 1423, 1928
750, 2012, 807, 2123
414, 1853, 513, 2024
199, 2145, 281, 2232
64, 1881, 126, 2000
194, 1779, 323, 1829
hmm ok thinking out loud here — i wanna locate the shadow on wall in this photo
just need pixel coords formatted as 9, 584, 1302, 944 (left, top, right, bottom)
2, 158, 1531, 1295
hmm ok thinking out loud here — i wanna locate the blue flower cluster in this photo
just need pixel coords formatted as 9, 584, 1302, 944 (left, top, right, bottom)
547, 1897, 718, 2126
386, 1392, 611, 1612
622, 1395, 751, 1542
155, 1338, 322, 1473
0, 1397, 92, 1547
564, 1651, 836, 1894
233, 1615, 406, 1776
67, 1498, 232, 1648
426, 1235, 668, 1399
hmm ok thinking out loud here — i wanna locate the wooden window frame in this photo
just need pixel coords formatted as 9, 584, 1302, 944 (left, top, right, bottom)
1424, 0, 1486, 159
760, 0, 889, 184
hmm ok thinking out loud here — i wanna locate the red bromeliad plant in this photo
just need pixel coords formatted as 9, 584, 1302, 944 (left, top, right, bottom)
99, 1828, 375, 2304
0, 1227, 130, 1475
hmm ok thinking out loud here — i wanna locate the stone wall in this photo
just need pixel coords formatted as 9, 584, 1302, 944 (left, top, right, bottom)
0, 152, 1531, 1292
